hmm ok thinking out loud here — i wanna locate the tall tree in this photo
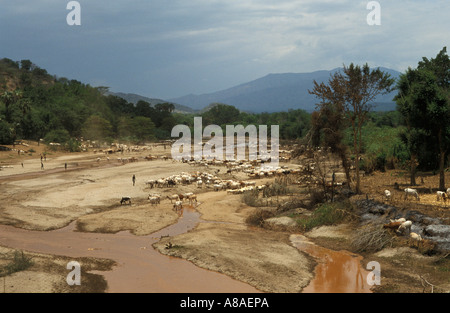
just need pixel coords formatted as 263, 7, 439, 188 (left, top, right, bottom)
395, 68, 420, 185
417, 47, 450, 190
309, 64, 394, 193
309, 81, 351, 185
395, 48, 450, 190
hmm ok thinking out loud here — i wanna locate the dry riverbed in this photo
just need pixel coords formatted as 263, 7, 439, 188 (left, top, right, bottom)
1, 141, 449, 293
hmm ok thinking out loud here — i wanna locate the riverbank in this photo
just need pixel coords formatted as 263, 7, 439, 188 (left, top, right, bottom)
1, 141, 449, 293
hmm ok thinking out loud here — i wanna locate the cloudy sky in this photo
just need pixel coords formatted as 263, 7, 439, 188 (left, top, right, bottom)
0, 0, 448, 99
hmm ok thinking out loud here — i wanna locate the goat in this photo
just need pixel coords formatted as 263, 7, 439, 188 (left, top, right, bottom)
173, 200, 183, 211
120, 196, 131, 205
148, 193, 161, 204
145, 179, 157, 189
409, 232, 423, 247
436, 191, 447, 202
384, 190, 391, 201
148, 196, 160, 206
397, 220, 413, 235
188, 194, 197, 204
390, 217, 406, 224
383, 221, 402, 230
404, 188, 420, 201
166, 194, 180, 203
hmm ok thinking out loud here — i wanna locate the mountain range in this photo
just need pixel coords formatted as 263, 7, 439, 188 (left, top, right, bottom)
113, 67, 402, 114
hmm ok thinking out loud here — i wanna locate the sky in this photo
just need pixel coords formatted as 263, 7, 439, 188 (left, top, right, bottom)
0, 0, 449, 100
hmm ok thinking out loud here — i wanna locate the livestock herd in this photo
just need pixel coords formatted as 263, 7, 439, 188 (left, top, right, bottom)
114, 145, 309, 217
384, 187, 450, 203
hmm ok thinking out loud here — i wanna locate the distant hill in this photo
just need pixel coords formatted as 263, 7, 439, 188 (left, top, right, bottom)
106, 92, 196, 114
168, 67, 402, 113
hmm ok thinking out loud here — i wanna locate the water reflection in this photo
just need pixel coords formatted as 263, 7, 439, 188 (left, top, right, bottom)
290, 234, 372, 293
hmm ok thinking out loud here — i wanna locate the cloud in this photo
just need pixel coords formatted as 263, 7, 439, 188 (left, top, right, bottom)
0, 0, 448, 99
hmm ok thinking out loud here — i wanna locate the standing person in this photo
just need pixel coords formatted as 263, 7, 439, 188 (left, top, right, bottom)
132, 174, 136, 186
41, 162, 44, 170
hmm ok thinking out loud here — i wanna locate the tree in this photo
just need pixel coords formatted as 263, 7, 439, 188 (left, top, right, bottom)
131, 116, 156, 142
309, 93, 351, 185
395, 68, 425, 185
395, 48, 450, 190
202, 103, 240, 126
81, 115, 113, 141
309, 64, 394, 193
20, 60, 33, 72
1, 90, 23, 123
417, 47, 450, 190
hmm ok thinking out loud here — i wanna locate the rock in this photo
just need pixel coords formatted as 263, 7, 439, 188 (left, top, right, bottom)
423, 225, 450, 238
264, 217, 297, 228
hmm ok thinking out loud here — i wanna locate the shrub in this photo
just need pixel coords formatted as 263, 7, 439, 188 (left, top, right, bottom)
0, 250, 34, 277
245, 209, 275, 227
262, 179, 292, 198
297, 201, 353, 231
351, 223, 395, 253
241, 190, 261, 207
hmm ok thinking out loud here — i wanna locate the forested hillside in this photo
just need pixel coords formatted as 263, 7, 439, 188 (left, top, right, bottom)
0, 58, 178, 148
0, 58, 313, 149
2, 46, 449, 186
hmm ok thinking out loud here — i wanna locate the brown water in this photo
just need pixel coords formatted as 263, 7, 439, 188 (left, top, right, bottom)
290, 234, 373, 293
0, 207, 259, 293
0, 207, 372, 293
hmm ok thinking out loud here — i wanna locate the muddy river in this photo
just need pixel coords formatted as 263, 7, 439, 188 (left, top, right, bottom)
0, 204, 372, 293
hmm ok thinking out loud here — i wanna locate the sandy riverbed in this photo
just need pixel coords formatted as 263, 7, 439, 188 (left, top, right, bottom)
0, 143, 317, 293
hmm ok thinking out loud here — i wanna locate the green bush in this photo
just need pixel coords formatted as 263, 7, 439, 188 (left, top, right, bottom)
297, 201, 352, 231
44, 129, 70, 144
0, 250, 34, 277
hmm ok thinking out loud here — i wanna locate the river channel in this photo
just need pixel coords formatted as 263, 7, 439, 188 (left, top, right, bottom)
0, 206, 372, 293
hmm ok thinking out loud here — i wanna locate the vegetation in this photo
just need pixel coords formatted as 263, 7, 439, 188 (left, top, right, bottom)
309, 63, 395, 193
0, 250, 34, 277
0, 58, 311, 148
296, 201, 353, 232
394, 47, 450, 190
1, 47, 449, 194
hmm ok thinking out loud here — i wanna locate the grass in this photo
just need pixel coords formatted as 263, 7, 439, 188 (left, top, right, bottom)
296, 200, 354, 232
0, 250, 34, 277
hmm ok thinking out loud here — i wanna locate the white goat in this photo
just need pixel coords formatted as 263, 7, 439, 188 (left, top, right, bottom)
173, 200, 183, 211
404, 188, 420, 201
390, 217, 406, 224
384, 190, 391, 201
148, 196, 160, 206
409, 232, 423, 247
397, 220, 413, 234
436, 191, 447, 202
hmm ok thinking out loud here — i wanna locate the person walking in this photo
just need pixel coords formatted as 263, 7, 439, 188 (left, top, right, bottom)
132, 174, 136, 186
